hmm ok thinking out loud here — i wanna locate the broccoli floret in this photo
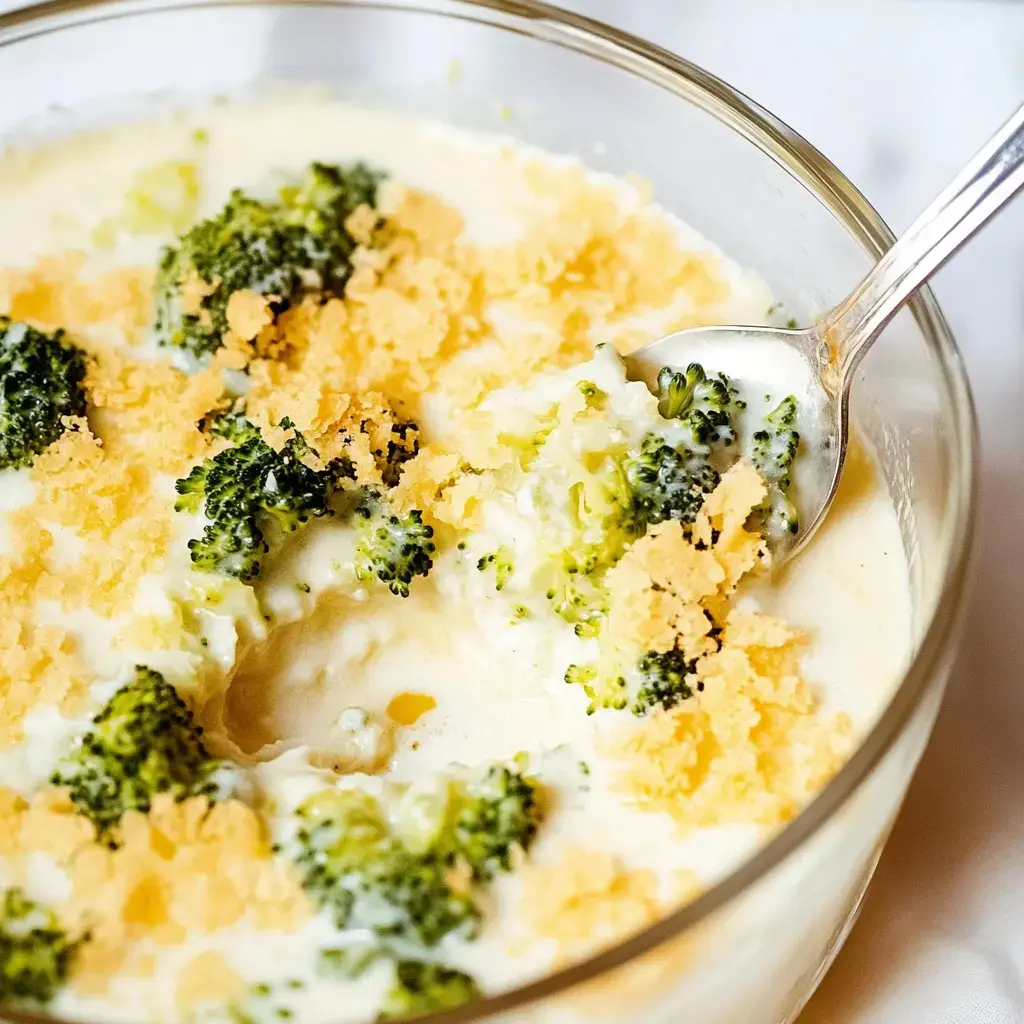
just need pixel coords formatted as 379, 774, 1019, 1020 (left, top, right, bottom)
209, 408, 260, 444
93, 159, 201, 246
380, 421, 420, 489
577, 379, 607, 410
632, 648, 696, 716
281, 161, 385, 269
155, 191, 299, 359
539, 425, 717, 645
355, 851, 478, 948
0, 889, 78, 1006
450, 766, 541, 881
354, 498, 436, 598
655, 362, 741, 450
623, 432, 720, 529
50, 667, 220, 841
751, 395, 800, 539
546, 569, 609, 639
295, 788, 478, 948
476, 548, 514, 592
540, 456, 643, 637
380, 960, 480, 1021
294, 767, 541, 951
566, 648, 697, 717
175, 417, 349, 581
566, 469, 640, 568
155, 161, 385, 360
0, 318, 88, 470
541, 362, 745, 642
564, 661, 627, 714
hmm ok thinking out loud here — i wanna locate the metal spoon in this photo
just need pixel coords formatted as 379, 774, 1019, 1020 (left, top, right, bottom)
626, 103, 1024, 566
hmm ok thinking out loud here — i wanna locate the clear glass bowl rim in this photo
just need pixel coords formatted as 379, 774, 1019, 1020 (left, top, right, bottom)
0, 1, 979, 1022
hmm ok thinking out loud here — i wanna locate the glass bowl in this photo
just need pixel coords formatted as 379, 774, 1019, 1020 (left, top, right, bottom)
0, 2, 977, 1023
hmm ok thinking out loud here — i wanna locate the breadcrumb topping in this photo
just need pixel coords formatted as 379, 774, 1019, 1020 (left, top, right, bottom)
0, 789, 309, 995
225, 289, 274, 345
0, 255, 154, 344
519, 847, 665, 959
595, 464, 853, 830
516, 849, 706, 1016
176, 952, 245, 1016
610, 626, 853, 830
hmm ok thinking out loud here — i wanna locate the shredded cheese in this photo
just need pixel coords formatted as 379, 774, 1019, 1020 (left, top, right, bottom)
519, 847, 666, 960
1, 790, 310, 994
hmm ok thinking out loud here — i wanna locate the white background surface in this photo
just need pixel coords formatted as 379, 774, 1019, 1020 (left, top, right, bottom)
0, 0, 1020, 1020
555, 3, 1024, 1023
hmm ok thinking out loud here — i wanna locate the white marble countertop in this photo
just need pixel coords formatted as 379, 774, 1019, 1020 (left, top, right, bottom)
0, 0, 1020, 1020
559, 3, 1024, 1022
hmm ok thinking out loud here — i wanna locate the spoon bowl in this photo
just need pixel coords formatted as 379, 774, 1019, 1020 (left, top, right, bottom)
625, 323, 839, 565
626, 101, 1024, 566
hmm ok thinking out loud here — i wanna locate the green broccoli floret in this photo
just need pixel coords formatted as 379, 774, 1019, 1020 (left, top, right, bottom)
354, 497, 436, 598
154, 161, 385, 360
294, 767, 542, 952
380, 421, 420, 489
655, 362, 741, 450
564, 661, 628, 714
623, 432, 720, 529
209, 408, 260, 443
566, 470, 640, 568
476, 548, 514, 592
155, 191, 299, 359
566, 647, 697, 717
175, 417, 349, 581
577, 379, 607, 410
0, 891, 73, 1004
295, 788, 478, 948
281, 161, 385, 269
632, 648, 696, 716
751, 395, 800, 539
546, 569, 609, 639
0, 889, 78, 1006
353, 850, 477, 948
540, 456, 644, 638
539, 422, 719, 646
450, 766, 541, 881
0, 318, 88, 470
553, 359, 803, 720
50, 666, 221, 841
380, 960, 480, 1021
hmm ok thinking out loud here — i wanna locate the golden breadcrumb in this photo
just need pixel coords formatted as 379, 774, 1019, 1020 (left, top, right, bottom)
176, 953, 245, 1016
225, 288, 275, 344
519, 848, 665, 959
0, 791, 310, 993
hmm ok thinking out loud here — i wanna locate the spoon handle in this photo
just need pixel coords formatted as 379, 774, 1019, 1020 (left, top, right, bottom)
821, 102, 1024, 388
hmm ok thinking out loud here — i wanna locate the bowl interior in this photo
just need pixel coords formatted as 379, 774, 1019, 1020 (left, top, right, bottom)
0, 3, 976, 1023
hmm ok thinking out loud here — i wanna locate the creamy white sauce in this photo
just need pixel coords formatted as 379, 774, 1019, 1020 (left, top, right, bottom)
0, 468, 34, 555
0, 97, 912, 1023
